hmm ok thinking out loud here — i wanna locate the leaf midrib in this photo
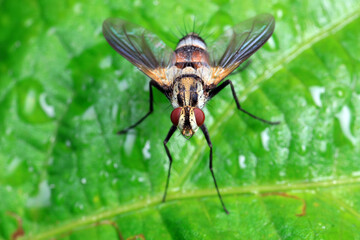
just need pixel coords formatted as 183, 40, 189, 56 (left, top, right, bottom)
27, 176, 360, 240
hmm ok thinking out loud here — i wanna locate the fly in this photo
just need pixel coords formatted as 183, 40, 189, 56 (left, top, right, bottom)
102, 14, 280, 214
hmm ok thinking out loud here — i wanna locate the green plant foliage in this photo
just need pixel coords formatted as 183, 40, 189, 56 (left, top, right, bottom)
1, 0, 360, 239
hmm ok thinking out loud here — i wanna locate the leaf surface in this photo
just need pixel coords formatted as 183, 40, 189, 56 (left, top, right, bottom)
0, 0, 360, 239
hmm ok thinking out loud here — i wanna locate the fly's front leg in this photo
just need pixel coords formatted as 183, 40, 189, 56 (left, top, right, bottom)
200, 124, 229, 214
208, 80, 280, 125
118, 80, 162, 134
162, 125, 177, 202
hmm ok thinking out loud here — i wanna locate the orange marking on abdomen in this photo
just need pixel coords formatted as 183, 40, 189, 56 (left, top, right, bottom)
174, 49, 210, 69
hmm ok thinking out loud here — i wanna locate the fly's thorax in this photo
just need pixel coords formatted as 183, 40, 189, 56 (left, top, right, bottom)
171, 74, 206, 109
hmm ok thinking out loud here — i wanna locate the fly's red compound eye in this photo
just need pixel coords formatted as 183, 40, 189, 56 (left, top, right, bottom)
170, 108, 182, 126
194, 108, 205, 126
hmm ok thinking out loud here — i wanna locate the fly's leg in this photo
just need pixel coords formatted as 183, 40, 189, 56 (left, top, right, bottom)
208, 80, 280, 125
162, 125, 177, 202
118, 80, 163, 134
200, 124, 229, 214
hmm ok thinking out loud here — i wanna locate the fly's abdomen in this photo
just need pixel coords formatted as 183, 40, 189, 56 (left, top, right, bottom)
174, 33, 210, 69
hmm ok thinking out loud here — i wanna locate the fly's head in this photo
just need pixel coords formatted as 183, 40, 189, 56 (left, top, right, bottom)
170, 106, 205, 139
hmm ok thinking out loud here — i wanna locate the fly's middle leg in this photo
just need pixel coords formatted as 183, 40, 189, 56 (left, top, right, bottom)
208, 79, 280, 125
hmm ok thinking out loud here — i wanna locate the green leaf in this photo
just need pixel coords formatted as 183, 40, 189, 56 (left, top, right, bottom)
1, 0, 360, 239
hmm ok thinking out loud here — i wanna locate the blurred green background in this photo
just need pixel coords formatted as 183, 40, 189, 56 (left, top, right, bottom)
0, 0, 360, 239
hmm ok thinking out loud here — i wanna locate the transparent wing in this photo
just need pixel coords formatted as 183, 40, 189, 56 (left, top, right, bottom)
208, 14, 275, 86
102, 18, 175, 86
